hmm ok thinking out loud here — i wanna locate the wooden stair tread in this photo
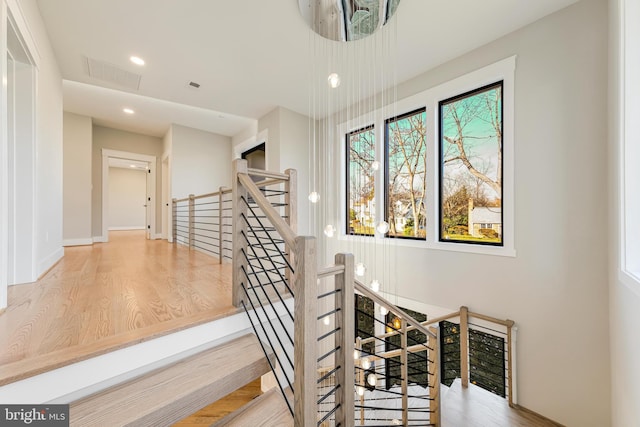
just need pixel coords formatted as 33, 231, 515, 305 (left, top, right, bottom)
211, 387, 293, 427
442, 379, 563, 427
70, 334, 272, 427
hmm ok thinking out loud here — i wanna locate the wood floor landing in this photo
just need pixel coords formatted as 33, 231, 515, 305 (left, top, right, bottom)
0, 231, 236, 386
442, 379, 564, 426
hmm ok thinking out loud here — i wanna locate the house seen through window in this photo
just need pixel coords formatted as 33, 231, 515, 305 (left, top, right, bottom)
342, 59, 513, 255
347, 126, 376, 236
385, 108, 427, 239
439, 81, 504, 245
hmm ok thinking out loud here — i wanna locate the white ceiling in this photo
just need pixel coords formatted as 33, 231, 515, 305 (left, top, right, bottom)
36, 0, 579, 138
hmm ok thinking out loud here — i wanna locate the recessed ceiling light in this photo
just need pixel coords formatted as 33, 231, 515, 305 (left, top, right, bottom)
130, 56, 145, 66
123, 108, 135, 114
129, 165, 136, 168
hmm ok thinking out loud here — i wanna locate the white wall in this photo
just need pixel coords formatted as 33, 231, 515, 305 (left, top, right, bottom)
231, 121, 258, 148
108, 167, 146, 230
609, 0, 640, 425
0, 1, 7, 307
256, 108, 281, 171
256, 107, 312, 235
24, 0, 64, 278
92, 126, 163, 238
170, 124, 232, 198
162, 125, 173, 157
62, 112, 92, 245
321, 1, 610, 425
0, 0, 63, 297
609, 285, 640, 426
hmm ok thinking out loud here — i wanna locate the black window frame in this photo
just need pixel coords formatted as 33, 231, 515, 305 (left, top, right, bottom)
384, 107, 428, 240
346, 124, 376, 237
438, 81, 504, 247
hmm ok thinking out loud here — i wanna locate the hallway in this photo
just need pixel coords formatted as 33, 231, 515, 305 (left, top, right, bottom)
0, 231, 234, 385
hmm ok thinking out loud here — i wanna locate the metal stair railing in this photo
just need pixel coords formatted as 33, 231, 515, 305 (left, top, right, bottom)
231, 158, 442, 426
232, 159, 300, 419
172, 187, 232, 262
364, 306, 517, 408
353, 281, 440, 426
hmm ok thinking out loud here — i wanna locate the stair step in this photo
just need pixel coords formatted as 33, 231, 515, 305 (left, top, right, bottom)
70, 334, 272, 427
211, 388, 293, 426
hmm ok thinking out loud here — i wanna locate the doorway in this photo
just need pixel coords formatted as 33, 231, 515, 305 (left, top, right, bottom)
101, 149, 157, 241
107, 160, 148, 232
5, 14, 36, 286
242, 142, 266, 169
241, 142, 266, 183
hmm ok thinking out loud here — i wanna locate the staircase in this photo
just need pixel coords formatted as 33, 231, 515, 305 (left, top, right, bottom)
69, 334, 272, 427
61, 161, 563, 426
211, 387, 294, 426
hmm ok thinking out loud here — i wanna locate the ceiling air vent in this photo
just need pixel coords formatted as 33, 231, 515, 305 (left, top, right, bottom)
85, 56, 141, 90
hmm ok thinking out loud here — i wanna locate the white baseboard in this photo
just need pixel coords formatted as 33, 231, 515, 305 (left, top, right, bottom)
93, 236, 107, 243
37, 247, 64, 278
63, 238, 93, 247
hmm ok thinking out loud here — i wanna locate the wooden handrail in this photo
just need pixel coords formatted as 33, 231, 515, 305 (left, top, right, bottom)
357, 301, 515, 409
237, 173, 297, 248
468, 311, 515, 328
173, 187, 231, 203
247, 168, 290, 180
421, 311, 464, 327
354, 280, 437, 339
364, 342, 431, 362
359, 309, 463, 345
318, 265, 345, 278
253, 177, 288, 188
359, 306, 514, 344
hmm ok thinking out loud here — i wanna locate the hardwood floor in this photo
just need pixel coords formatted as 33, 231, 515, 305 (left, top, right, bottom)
0, 231, 236, 385
442, 379, 564, 426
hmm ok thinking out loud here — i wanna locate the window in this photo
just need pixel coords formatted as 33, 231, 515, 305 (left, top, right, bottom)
339, 57, 515, 256
439, 82, 504, 246
385, 108, 427, 239
621, 1, 640, 288
347, 126, 376, 236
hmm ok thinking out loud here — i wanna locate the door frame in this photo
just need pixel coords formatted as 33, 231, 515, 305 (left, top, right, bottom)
233, 129, 268, 166
161, 152, 171, 241
1, 0, 40, 306
101, 149, 157, 242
